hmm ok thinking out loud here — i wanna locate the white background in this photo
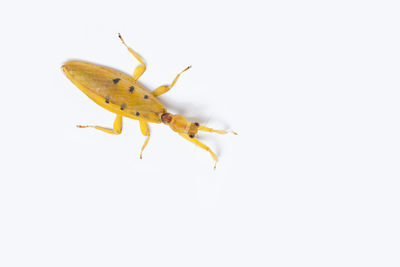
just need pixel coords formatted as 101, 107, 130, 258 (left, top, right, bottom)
1, 0, 400, 266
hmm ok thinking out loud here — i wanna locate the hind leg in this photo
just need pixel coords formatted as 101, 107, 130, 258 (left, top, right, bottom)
118, 33, 146, 81
77, 115, 123, 135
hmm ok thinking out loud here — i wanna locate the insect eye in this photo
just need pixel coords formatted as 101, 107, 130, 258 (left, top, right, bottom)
189, 134, 195, 138
194, 122, 199, 127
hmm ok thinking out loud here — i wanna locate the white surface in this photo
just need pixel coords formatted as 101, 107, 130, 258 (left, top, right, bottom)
1, 0, 400, 266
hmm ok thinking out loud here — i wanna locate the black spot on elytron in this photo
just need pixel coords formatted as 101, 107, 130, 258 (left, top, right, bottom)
144, 95, 149, 99
105, 96, 110, 104
136, 112, 140, 116
120, 104, 126, 110
189, 134, 195, 138
195, 122, 199, 126
113, 78, 121, 84
129, 86, 135, 93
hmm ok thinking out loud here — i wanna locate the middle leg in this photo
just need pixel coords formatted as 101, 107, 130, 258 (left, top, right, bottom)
152, 66, 191, 97
139, 120, 150, 159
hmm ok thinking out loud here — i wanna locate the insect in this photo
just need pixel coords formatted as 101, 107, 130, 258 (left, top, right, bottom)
62, 34, 236, 169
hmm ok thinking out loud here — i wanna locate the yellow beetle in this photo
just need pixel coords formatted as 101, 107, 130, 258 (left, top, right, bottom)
62, 34, 236, 169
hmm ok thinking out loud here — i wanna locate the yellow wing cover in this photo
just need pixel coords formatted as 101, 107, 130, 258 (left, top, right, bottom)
62, 61, 165, 123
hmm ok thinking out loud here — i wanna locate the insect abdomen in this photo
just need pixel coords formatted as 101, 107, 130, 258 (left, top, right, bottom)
62, 61, 165, 123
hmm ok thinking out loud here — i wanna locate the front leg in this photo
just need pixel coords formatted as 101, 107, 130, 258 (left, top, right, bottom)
179, 133, 218, 170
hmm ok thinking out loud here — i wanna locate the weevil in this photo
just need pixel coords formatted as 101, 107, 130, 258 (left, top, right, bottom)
62, 34, 236, 169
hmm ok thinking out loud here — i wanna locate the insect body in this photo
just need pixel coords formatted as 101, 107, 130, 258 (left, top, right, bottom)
62, 34, 236, 169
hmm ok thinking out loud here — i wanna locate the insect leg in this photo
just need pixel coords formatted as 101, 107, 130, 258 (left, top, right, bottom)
198, 125, 237, 135
139, 120, 150, 159
179, 133, 218, 170
152, 66, 191, 97
77, 115, 123, 135
118, 33, 146, 81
